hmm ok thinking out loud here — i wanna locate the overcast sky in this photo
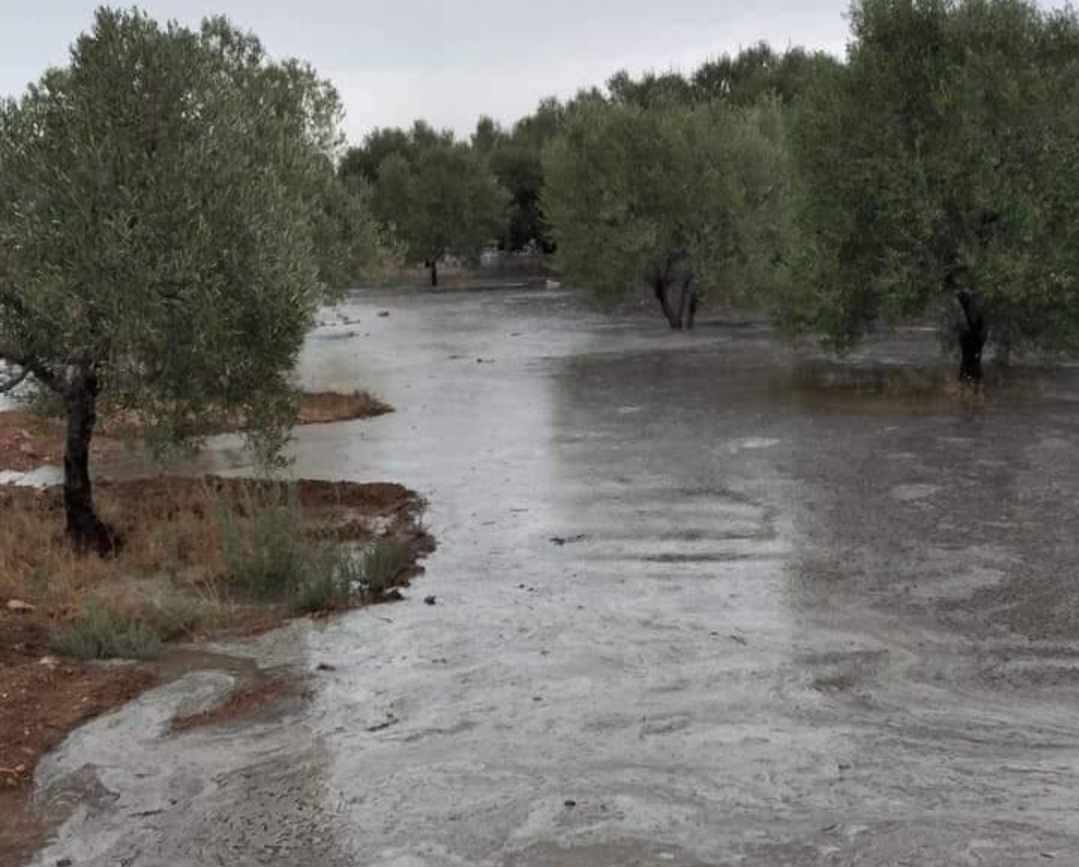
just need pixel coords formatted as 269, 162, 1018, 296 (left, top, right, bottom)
0, 1, 1063, 145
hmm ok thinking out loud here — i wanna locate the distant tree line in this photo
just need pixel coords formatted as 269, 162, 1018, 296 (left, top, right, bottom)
343, 0, 1079, 385
337, 39, 831, 284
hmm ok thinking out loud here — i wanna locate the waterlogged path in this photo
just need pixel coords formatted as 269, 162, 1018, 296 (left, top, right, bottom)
29, 289, 1079, 866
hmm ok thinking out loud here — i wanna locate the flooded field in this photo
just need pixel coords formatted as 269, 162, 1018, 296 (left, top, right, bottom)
26, 288, 1079, 866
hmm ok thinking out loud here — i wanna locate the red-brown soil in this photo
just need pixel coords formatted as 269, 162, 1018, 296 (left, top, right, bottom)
0, 389, 392, 473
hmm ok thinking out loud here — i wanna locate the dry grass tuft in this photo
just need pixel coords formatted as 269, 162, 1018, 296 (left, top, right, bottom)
297, 390, 392, 424
0, 476, 432, 657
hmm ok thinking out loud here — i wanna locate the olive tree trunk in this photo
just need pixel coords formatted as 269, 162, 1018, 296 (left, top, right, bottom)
430, 259, 438, 287
957, 289, 988, 385
652, 275, 681, 329
63, 370, 116, 554
678, 277, 698, 331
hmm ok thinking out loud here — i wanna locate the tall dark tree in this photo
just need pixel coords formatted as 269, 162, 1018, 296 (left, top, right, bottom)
471, 115, 504, 156
469, 102, 565, 253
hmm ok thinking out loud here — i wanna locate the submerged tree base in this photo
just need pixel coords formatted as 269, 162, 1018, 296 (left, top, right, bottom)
654, 279, 699, 331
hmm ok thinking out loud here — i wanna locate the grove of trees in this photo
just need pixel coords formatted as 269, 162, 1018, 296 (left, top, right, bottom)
5, 0, 1079, 552
538, 0, 1079, 382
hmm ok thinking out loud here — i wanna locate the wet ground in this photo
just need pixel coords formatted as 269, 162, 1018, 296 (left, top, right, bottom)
25, 288, 1079, 866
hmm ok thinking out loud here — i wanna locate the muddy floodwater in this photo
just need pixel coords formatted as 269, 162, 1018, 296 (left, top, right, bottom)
27, 288, 1079, 866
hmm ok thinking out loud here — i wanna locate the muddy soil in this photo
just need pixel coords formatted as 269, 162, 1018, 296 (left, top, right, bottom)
0, 612, 155, 867
0, 411, 117, 474
168, 675, 296, 733
18, 288, 1079, 866
0, 390, 390, 474
297, 390, 392, 425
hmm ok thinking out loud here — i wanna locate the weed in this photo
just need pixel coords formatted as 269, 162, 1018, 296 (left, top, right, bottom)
140, 591, 222, 641
361, 539, 411, 596
217, 484, 311, 600
215, 484, 381, 612
281, 538, 413, 613
289, 547, 353, 614
49, 602, 163, 661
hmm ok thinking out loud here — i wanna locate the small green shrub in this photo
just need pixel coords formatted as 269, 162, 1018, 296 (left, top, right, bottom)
361, 539, 411, 596
50, 603, 163, 661
289, 546, 353, 614
217, 485, 311, 600
142, 593, 219, 641
214, 483, 414, 611
288, 539, 412, 610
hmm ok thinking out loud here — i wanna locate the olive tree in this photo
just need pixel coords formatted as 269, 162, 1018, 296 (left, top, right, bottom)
0, 8, 368, 551
370, 127, 508, 286
473, 101, 566, 253
788, 0, 1079, 382
541, 99, 791, 328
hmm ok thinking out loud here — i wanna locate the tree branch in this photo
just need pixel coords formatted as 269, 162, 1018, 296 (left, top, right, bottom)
0, 364, 28, 394
0, 344, 62, 393
0, 287, 31, 320
0, 287, 69, 392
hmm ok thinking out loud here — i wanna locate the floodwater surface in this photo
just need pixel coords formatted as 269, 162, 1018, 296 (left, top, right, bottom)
27, 289, 1079, 866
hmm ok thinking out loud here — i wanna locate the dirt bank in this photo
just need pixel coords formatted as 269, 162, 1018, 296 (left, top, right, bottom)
0, 389, 391, 473
297, 390, 391, 425
0, 473, 433, 864
0, 610, 156, 867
